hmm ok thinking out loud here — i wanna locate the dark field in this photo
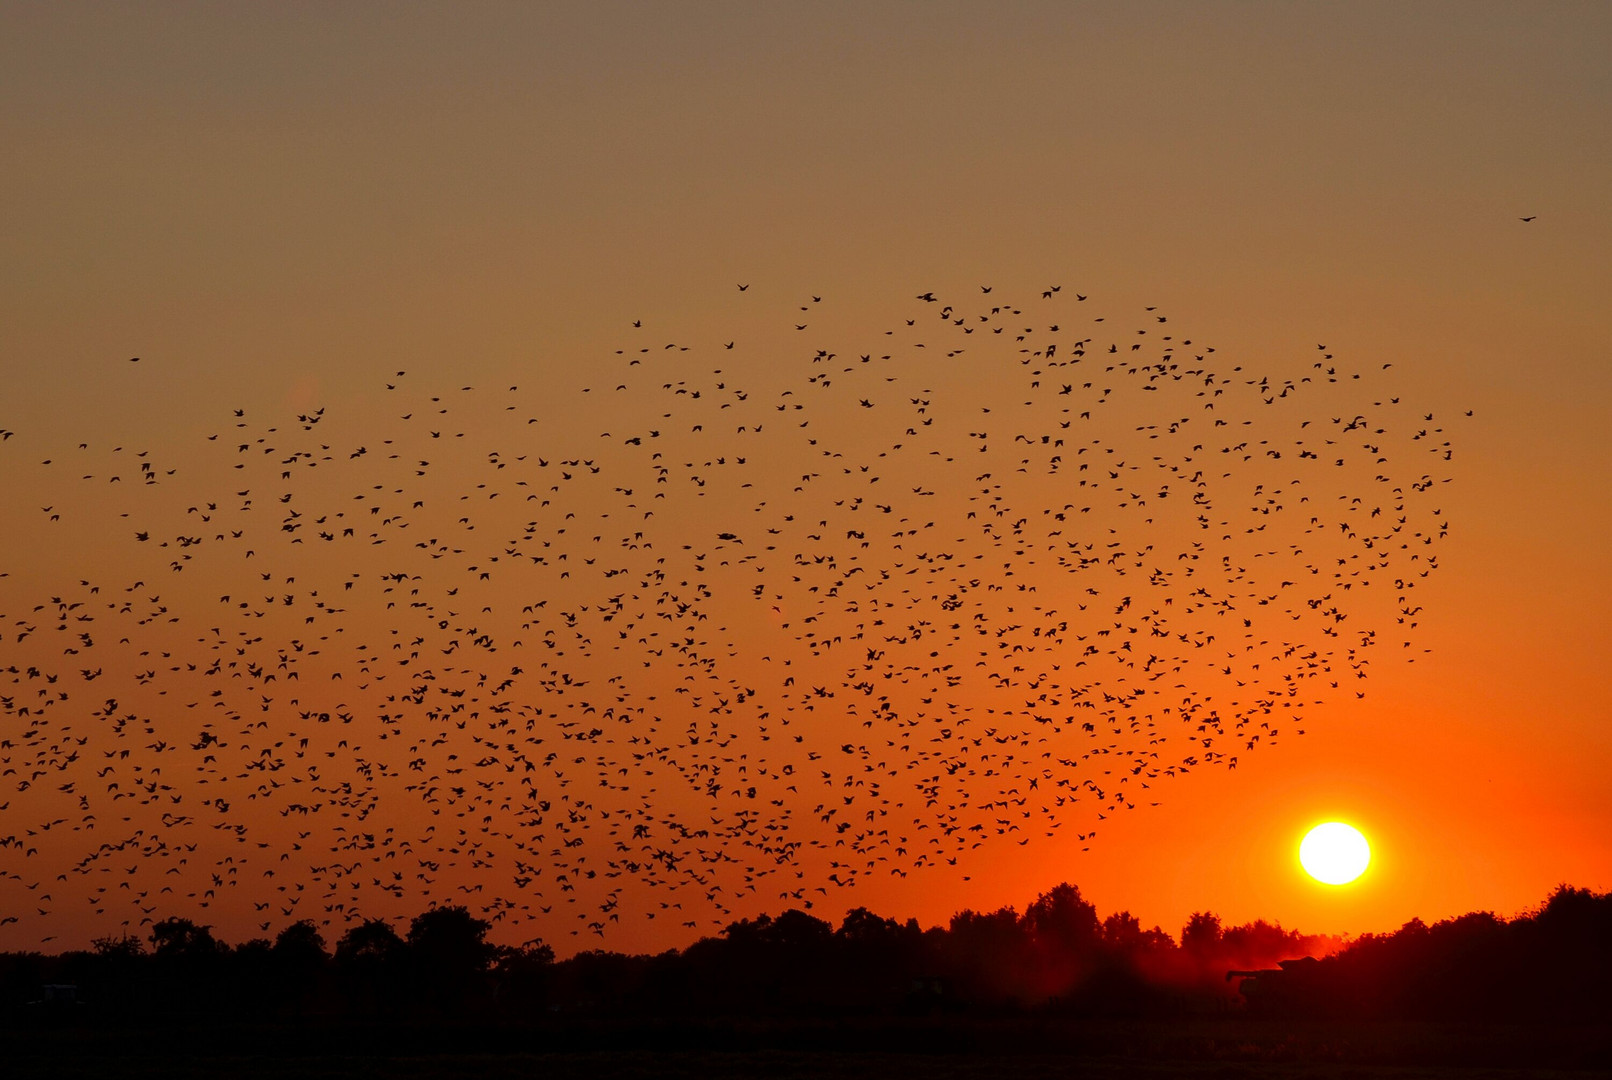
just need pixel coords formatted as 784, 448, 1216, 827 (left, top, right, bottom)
7, 1020, 1609, 1080
10, 1054, 1604, 1080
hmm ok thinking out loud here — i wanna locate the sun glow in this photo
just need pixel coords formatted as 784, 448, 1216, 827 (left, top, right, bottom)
1299, 822, 1371, 885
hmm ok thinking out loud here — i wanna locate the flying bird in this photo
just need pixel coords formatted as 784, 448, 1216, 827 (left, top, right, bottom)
0, 281, 1459, 948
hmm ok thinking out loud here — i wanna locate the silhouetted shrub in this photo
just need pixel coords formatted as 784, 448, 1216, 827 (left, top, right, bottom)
3, 883, 1606, 1026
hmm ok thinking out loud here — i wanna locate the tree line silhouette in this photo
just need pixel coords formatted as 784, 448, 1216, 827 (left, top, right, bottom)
2, 883, 1606, 1025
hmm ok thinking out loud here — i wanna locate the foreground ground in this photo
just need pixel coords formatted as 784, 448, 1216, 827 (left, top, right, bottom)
8, 1052, 1608, 1080
5, 1019, 1609, 1079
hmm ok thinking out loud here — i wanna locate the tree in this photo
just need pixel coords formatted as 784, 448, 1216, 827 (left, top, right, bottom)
271, 919, 328, 1009
407, 905, 493, 1011
91, 934, 145, 961
1023, 883, 1100, 954
335, 918, 404, 965
761, 908, 833, 949
1180, 911, 1222, 957
149, 917, 220, 960
274, 920, 327, 967
491, 942, 556, 1014
334, 918, 406, 1015
407, 905, 492, 974
1102, 910, 1146, 953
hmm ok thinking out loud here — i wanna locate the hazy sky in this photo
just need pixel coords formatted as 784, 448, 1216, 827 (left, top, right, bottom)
1, 2, 1608, 952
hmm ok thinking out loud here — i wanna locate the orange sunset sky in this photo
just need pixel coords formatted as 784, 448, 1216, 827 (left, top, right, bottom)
1, 2, 1608, 955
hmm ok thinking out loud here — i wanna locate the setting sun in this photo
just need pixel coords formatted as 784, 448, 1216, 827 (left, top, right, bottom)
1300, 822, 1372, 886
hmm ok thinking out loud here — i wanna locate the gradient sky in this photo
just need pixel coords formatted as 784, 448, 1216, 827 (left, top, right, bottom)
1, 2, 1608, 953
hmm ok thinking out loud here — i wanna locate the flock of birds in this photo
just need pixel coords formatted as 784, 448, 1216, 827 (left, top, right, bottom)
0, 285, 1460, 946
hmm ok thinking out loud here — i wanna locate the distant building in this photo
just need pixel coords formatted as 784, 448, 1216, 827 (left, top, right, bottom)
30, 983, 82, 1006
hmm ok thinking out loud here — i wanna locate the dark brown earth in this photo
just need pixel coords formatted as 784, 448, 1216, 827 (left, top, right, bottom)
8, 1019, 1609, 1080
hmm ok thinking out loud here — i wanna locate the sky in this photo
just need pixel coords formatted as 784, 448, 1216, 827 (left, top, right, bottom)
0, 1, 1608, 954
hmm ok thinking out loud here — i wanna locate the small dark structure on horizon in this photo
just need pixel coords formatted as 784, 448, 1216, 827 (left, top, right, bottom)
28, 984, 82, 1008
1226, 955, 1321, 1014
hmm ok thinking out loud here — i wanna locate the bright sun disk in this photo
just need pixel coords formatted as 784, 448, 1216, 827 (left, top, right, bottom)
1299, 821, 1371, 885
